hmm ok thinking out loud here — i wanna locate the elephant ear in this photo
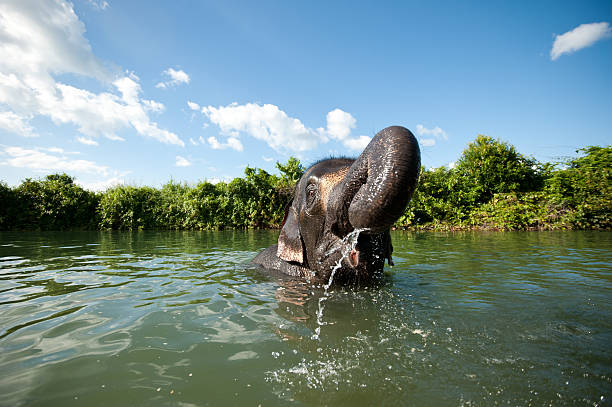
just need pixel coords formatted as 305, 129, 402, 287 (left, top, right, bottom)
277, 201, 304, 264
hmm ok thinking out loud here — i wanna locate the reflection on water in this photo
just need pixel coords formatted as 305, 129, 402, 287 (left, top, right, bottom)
0, 230, 610, 406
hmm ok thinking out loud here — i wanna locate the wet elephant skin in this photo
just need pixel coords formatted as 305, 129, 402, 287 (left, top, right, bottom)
253, 126, 420, 285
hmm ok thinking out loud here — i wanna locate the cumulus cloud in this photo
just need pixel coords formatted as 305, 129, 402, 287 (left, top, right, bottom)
326, 109, 356, 140
142, 99, 165, 113
207, 136, 244, 152
175, 155, 191, 167
323, 108, 370, 150
419, 138, 436, 147
415, 124, 448, 147
156, 68, 190, 89
551, 22, 611, 60
416, 124, 448, 140
342, 135, 371, 150
0, 110, 37, 137
187, 101, 200, 111
76, 136, 99, 146
196, 103, 369, 153
0, 0, 182, 146
77, 176, 125, 192
2, 146, 108, 174
201, 103, 321, 153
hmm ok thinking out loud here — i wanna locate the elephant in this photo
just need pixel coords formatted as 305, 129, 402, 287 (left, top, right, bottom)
252, 126, 420, 285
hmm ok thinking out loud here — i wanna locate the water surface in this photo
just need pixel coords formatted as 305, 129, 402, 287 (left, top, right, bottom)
0, 231, 610, 406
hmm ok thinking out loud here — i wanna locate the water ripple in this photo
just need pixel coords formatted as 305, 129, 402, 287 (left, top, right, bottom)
0, 230, 610, 406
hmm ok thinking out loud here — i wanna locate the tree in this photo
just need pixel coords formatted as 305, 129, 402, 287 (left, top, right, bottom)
276, 157, 304, 186
545, 146, 611, 228
453, 135, 543, 207
13, 174, 99, 230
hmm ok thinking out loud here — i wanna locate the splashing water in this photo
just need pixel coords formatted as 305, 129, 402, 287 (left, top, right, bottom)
312, 229, 366, 340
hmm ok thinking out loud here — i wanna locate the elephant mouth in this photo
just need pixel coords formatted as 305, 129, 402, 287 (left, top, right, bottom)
348, 247, 360, 267
317, 230, 387, 285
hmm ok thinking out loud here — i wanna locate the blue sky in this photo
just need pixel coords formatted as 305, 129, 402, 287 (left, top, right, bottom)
1, 0, 611, 190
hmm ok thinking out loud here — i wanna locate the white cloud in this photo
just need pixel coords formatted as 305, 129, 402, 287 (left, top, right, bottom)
326, 109, 356, 140
415, 124, 448, 140
142, 99, 165, 113
551, 22, 611, 60
189, 137, 199, 146
343, 135, 371, 150
448, 161, 456, 169
323, 108, 369, 150
46, 147, 67, 154
175, 155, 191, 167
187, 101, 200, 111
156, 68, 190, 89
76, 136, 99, 146
227, 137, 243, 151
262, 156, 274, 162
86, 0, 109, 10
0, 110, 37, 137
198, 103, 370, 152
77, 176, 124, 192
207, 136, 244, 152
202, 103, 322, 153
2, 146, 108, 174
207, 136, 222, 150
419, 138, 436, 147
0, 0, 183, 146
415, 124, 448, 148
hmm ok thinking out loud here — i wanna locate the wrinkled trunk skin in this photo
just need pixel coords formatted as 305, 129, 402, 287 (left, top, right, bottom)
327, 126, 421, 237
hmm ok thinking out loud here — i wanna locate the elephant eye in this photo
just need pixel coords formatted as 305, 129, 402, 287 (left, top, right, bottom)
305, 184, 317, 207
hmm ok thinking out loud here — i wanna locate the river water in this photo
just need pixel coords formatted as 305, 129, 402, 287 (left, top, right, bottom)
0, 230, 610, 406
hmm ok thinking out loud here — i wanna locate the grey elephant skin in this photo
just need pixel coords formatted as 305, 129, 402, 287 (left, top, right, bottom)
252, 126, 421, 285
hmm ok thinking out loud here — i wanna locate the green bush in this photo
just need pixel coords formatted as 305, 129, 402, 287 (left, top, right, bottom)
0, 181, 18, 229
452, 135, 544, 206
8, 174, 99, 230
545, 146, 611, 229
98, 185, 161, 230
0, 144, 609, 231
467, 192, 569, 230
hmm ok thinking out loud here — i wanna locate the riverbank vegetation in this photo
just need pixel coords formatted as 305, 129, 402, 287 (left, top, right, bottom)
1, 137, 610, 231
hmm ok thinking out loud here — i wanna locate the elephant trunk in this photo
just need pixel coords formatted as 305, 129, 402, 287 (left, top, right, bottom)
328, 126, 421, 235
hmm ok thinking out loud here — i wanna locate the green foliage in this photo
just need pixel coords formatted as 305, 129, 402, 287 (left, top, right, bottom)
467, 192, 569, 230
98, 185, 161, 230
276, 157, 305, 186
544, 146, 611, 229
396, 138, 609, 231
400, 166, 464, 226
8, 174, 99, 230
1, 143, 609, 231
452, 135, 544, 207
0, 181, 18, 229
93, 157, 304, 230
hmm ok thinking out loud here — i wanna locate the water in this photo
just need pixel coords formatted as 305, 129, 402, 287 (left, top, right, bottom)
0, 230, 610, 406
313, 228, 365, 341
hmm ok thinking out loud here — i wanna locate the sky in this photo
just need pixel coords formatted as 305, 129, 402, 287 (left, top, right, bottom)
0, 0, 611, 191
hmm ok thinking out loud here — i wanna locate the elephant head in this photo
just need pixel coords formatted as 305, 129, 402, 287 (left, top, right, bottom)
253, 126, 420, 285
